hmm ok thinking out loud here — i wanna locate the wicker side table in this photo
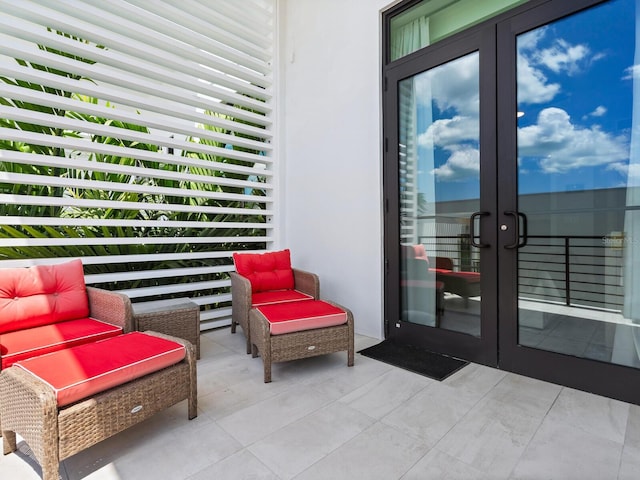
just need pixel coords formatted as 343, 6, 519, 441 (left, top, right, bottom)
133, 299, 201, 359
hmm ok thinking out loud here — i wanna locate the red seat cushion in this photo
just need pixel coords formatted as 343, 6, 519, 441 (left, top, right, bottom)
0, 318, 123, 369
233, 250, 295, 293
251, 289, 314, 307
431, 268, 453, 274
0, 259, 89, 334
14, 332, 185, 407
256, 300, 347, 335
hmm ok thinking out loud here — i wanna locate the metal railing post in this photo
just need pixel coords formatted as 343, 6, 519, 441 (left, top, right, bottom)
565, 236, 571, 306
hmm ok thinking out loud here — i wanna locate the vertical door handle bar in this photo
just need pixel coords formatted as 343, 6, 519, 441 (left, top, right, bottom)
470, 211, 490, 248
504, 211, 528, 249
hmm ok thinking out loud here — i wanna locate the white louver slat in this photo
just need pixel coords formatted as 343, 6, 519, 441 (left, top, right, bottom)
0, 0, 276, 331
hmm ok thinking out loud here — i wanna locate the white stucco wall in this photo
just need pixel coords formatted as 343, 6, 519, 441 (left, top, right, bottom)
278, 0, 396, 339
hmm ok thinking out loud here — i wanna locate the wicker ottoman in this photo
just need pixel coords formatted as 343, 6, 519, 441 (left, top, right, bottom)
0, 331, 197, 480
249, 299, 354, 382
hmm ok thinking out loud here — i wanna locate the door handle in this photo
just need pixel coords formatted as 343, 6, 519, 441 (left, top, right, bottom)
470, 211, 489, 248
504, 211, 528, 249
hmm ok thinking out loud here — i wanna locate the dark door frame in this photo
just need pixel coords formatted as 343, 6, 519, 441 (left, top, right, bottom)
383, 0, 640, 405
496, 0, 640, 404
382, 21, 498, 366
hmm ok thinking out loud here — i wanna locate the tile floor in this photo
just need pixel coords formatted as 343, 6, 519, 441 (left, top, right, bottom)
1, 327, 639, 480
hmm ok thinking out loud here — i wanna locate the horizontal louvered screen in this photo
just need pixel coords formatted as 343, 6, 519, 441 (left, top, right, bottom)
0, 0, 275, 330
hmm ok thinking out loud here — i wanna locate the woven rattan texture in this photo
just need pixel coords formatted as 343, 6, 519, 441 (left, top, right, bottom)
0, 286, 134, 439
230, 268, 320, 354
135, 303, 201, 359
85, 286, 135, 333
0, 331, 197, 480
249, 300, 354, 383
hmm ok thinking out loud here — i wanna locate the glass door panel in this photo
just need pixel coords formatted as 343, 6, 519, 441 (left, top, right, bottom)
514, 0, 640, 369
399, 52, 482, 337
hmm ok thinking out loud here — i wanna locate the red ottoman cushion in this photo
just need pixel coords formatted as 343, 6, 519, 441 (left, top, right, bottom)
0, 318, 122, 369
14, 332, 185, 407
256, 300, 347, 335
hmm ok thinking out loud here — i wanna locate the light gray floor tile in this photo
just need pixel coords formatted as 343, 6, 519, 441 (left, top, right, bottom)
205, 328, 251, 356
2, 331, 638, 480
544, 387, 629, 444
249, 402, 374, 479
435, 396, 544, 478
338, 368, 432, 419
188, 450, 279, 480
484, 373, 561, 417
196, 348, 275, 395
401, 448, 502, 480
510, 417, 623, 480
443, 362, 507, 400
274, 351, 356, 387
197, 375, 290, 422
618, 443, 640, 480
0, 436, 64, 480
292, 422, 430, 480
302, 353, 394, 400
66, 410, 241, 480
381, 382, 478, 447
618, 404, 640, 480
62, 401, 216, 480
355, 336, 382, 351
217, 384, 335, 446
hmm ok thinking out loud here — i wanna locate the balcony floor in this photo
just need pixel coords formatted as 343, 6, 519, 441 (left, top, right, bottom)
2, 327, 639, 480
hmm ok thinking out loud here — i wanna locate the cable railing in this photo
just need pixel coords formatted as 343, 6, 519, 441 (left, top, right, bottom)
417, 234, 625, 312
520, 235, 624, 311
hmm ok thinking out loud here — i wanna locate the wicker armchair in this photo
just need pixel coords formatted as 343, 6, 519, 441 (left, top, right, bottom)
0, 260, 134, 437
230, 250, 319, 353
0, 285, 134, 374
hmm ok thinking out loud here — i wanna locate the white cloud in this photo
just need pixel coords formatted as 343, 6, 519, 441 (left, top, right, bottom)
432, 147, 479, 181
518, 27, 547, 51
518, 107, 628, 173
517, 29, 600, 105
417, 115, 478, 149
581, 105, 607, 121
623, 64, 640, 81
609, 162, 640, 187
534, 39, 591, 75
517, 53, 560, 105
414, 53, 479, 116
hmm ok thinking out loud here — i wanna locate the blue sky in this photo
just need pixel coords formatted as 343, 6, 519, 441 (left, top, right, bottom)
413, 0, 636, 202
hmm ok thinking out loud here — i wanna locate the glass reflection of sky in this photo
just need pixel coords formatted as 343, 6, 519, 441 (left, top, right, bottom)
415, 0, 635, 202
415, 53, 480, 203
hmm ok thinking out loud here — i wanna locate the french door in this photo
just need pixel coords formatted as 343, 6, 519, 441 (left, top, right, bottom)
384, 26, 498, 366
384, 0, 640, 403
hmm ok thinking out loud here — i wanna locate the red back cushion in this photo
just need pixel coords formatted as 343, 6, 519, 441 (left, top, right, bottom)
435, 257, 454, 271
0, 259, 90, 334
233, 249, 295, 293
413, 244, 429, 263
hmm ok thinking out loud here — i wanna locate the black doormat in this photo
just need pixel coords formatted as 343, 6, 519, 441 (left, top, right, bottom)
358, 340, 468, 381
